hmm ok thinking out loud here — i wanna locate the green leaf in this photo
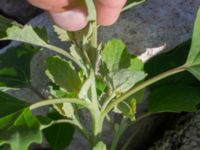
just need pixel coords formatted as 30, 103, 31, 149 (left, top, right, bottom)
43, 109, 74, 150
102, 39, 126, 72
109, 69, 147, 93
101, 39, 143, 73
186, 8, 200, 81
78, 70, 99, 104
0, 91, 28, 118
44, 123, 74, 150
0, 16, 48, 47
96, 79, 106, 97
115, 99, 136, 121
93, 141, 106, 150
102, 40, 146, 104
123, 0, 145, 12
49, 83, 70, 99
8, 24, 46, 45
148, 85, 200, 113
70, 44, 85, 65
0, 108, 42, 150
145, 40, 198, 89
0, 144, 10, 150
0, 15, 82, 69
45, 56, 82, 93
0, 15, 21, 39
53, 25, 71, 42
129, 56, 144, 71
37, 115, 53, 129
53, 103, 75, 119
0, 44, 39, 89
49, 84, 76, 119
78, 76, 92, 101
0, 91, 41, 149
144, 40, 200, 113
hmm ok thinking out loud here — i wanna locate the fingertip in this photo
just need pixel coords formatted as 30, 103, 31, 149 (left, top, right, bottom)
96, 7, 121, 26
27, 0, 69, 11
97, 0, 127, 8
49, 8, 88, 31
95, 0, 127, 26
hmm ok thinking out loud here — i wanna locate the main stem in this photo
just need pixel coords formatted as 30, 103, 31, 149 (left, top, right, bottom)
89, 70, 104, 149
91, 22, 97, 48
101, 65, 186, 118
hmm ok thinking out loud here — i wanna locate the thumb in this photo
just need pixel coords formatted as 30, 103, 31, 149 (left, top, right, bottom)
49, 7, 88, 31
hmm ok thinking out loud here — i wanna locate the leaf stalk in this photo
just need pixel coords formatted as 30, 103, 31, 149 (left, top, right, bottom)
101, 65, 186, 118
30, 98, 90, 111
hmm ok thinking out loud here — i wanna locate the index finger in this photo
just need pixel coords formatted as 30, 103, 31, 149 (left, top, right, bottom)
95, 0, 127, 26
27, 0, 70, 12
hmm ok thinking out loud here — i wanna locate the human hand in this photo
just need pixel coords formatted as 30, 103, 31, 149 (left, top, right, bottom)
27, 0, 127, 31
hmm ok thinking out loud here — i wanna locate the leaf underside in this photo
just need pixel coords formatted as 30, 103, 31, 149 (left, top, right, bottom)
186, 8, 200, 81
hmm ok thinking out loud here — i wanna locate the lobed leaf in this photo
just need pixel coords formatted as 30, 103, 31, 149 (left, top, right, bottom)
45, 56, 82, 93
0, 91, 28, 118
110, 69, 146, 93
148, 85, 200, 113
145, 40, 196, 88
44, 123, 74, 150
0, 15, 48, 47
0, 15, 78, 68
78, 76, 92, 101
0, 91, 42, 149
53, 25, 71, 42
43, 110, 74, 150
0, 44, 39, 89
101, 39, 144, 73
186, 8, 200, 81
145, 40, 200, 114
49, 83, 77, 119
115, 99, 136, 121
102, 39, 126, 73
78, 71, 98, 103
93, 141, 106, 150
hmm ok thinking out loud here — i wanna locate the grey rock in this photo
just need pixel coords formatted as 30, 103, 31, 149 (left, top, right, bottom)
99, 0, 200, 61
0, 0, 42, 23
149, 112, 200, 150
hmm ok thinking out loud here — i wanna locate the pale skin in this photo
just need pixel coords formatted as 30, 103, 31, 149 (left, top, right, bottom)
27, 0, 127, 31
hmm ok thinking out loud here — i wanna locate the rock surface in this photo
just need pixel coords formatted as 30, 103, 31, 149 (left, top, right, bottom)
1, 0, 200, 150
99, 0, 200, 61
148, 112, 200, 150
0, 0, 41, 23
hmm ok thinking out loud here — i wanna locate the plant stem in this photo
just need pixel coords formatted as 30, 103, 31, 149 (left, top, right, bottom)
84, 68, 104, 149
101, 93, 115, 111
122, 0, 145, 12
30, 98, 90, 111
111, 118, 129, 150
91, 22, 97, 48
101, 65, 186, 118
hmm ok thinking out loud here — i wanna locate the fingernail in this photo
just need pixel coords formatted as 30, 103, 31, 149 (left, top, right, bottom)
49, 8, 88, 31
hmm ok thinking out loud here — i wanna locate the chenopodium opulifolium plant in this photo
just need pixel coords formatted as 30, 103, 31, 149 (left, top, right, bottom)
0, 0, 200, 149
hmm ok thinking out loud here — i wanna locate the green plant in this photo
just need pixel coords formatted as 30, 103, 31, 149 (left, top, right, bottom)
0, 1, 200, 150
